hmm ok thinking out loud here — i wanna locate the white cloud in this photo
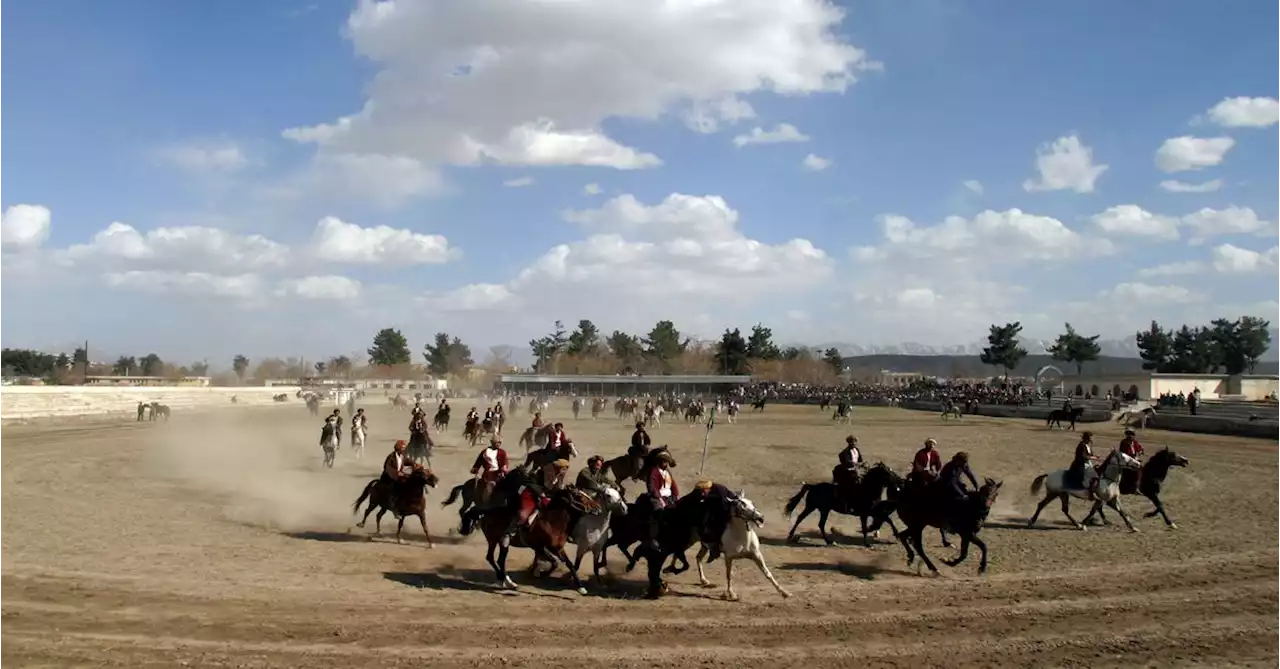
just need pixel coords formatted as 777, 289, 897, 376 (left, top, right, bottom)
1090, 205, 1181, 241
583, 183, 603, 196
283, 0, 875, 174
104, 270, 264, 299
310, 216, 457, 266
423, 282, 517, 312
732, 124, 810, 147
64, 222, 289, 272
1159, 179, 1223, 193
1210, 243, 1279, 274
1205, 96, 1280, 128
276, 275, 363, 300
1099, 282, 1206, 305
1137, 261, 1204, 278
1181, 206, 1273, 243
153, 140, 249, 174
854, 208, 1113, 265
1022, 135, 1109, 194
503, 176, 535, 188
1154, 136, 1235, 173
963, 180, 984, 195
281, 152, 446, 209
802, 154, 833, 171
1, 204, 52, 251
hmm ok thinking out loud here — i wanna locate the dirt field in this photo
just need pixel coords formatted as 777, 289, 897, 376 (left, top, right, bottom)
3, 402, 1277, 668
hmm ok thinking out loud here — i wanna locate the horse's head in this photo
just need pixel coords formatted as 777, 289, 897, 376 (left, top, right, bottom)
1152, 447, 1189, 469
976, 478, 1003, 515
730, 493, 765, 527
409, 465, 440, 488
598, 485, 628, 515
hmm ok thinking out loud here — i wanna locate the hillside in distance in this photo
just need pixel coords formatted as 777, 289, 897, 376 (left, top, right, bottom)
841, 353, 1280, 378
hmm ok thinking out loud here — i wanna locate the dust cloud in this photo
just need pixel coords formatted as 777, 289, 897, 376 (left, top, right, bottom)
144, 414, 363, 531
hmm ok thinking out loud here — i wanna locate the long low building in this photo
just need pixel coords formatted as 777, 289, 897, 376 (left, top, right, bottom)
497, 374, 752, 395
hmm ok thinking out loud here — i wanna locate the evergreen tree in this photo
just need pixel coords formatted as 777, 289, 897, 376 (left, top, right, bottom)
1046, 322, 1102, 375
713, 328, 751, 375
566, 319, 602, 356
746, 323, 781, 361
1135, 321, 1173, 371
643, 320, 688, 373
979, 322, 1028, 379
822, 347, 844, 375
232, 354, 250, 381
368, 328, 411, 367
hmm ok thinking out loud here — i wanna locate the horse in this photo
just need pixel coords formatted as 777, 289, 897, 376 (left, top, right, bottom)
432, 406, 450, 431
1046, 406, 1086, 430
572, 398, 582, 420
644, 405, 664, 428
1116, 406, 1157, 429
832, 404, 851, 424
389, 395, 409, 411
591, 398, 606, 419
153, 404, 171, 421
306, 397, 321, 417
481, 416, 495, 437
461, 485, 593, 595
349, 417, 367, 459
600, 446, 672, 497
571, 485, 629, 582
684, 404, 704, 424
518, 424, 555, 452
613, 493, 704, 599
407, 429, 432, 466
751, 398, 766, 412
692, 493, 790, 601
876, 478, 1003, 575
272, 393, 288, 402
1083, 448, 1189, 529
783, 463, 904, 547
319, 423, 339, 468
351, 465, 441, 545
1027, 448, 1143, 531
524, 441, 578, 470
940, 401, 962, 421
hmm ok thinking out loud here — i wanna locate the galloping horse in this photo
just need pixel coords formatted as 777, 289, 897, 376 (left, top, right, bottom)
350, 415, 367, 459
601, 446, 672, 497
692, 493, 790, 601
873, 478, 1003, 575
784, 463, 904, 546
461, 483, 594, 594
1027, 448, 1142, 531
518, 424, 556, 452
319, 421, 339, 468
940, 401, 962, 421
462, 416, 483, 446
351, 465, 441, 545
433, 406, 450, 431
1046, 406, 1086, 430
1083, 448, 1189, 529
751, 398, 767, 412
525, 441, 578, 470
571, 485, 630, 583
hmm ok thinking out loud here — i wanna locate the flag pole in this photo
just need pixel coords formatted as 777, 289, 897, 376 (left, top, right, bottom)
698, 405, 717, 476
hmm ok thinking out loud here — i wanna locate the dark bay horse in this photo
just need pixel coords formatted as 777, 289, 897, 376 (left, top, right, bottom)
873, 478, 1003, 575
600, 445, 672, 497
605, 493, 703, 599
432, 406, 450, 431
524, 441, 578, 470
462, 417, 482, 446
1046, 406, 1086, 430
351, 465, 441, 546
440, 477, 481, 524
1084, 448, 1190, 529
519, 424, 555, 451
783, 463, 904, 546
460, 487, 594, 595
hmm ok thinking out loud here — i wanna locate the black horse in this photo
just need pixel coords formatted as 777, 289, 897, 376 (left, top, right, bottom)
783, 463, 904, 546
604, 493, 703, 599
1083, 448, 1190, 529
870, 478, 1003, 575
1046, 406, 1086, 430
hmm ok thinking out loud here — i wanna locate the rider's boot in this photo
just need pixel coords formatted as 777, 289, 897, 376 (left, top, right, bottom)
644, 515, 662, 552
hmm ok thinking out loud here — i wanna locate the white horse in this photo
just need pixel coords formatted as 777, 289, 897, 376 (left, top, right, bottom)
693, 493, 791, 601
571, 486, 629, 582
319, 419, 339, 468
350, 415, 367, 459
1027, 449, 1142, 531
645, 405, 664, 428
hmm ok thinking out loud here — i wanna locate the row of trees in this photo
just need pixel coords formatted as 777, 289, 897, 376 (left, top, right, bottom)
979, 316, 1272, 378
0, 347, 215, 383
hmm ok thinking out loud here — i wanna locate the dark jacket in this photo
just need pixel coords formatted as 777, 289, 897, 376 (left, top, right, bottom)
575, 466, 610, 494
939, 460, 978, 499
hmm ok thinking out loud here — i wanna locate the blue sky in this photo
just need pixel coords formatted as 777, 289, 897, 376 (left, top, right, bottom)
2, 0, 1277, 365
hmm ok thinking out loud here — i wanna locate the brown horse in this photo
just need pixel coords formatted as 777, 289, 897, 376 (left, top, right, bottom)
601, 445, 673, 497
460, 485, 595, 594
872, 477, 1002, 575
351, 465, 441, 546
519, 424, 555, 451
525, 441, 578, 470
462, 417, 483, 446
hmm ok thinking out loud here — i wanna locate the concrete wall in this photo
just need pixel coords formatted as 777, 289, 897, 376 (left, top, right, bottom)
1237, 376, 1280, 400
898, 401, 1113, 423
1, 385, 303, 421
1145, 413, 1278, 440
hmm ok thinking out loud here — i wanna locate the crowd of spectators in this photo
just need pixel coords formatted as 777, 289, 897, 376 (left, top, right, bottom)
738, 379, 1044, 407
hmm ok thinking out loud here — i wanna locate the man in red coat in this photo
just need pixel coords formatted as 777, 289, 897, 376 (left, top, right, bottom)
643, 452, 679, 550
910, 438, 942, 484
1117, 429, 1144, 494
470, 436, 509, 505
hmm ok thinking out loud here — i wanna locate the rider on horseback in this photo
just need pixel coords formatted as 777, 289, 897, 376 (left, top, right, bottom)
381, 440, 411, 508
939, 452, 979, 516
471, 436, 509, 505
1067, 431, 1097, 495
508, 458, 571, 537
1118, 429, 1144, 459
832, 435, 862, 508
575, 456, 610, 494
695, 478, 739, 563
910, 438, 942, 485
629, 421, 651, 459
642, 451, 680, 551
531, 412, 544, 429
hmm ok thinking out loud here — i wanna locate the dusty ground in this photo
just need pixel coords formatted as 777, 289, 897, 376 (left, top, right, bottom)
3, 402, 1277, 668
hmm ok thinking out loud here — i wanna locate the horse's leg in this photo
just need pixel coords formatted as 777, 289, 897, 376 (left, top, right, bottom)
1107, 498, 1139, 533
939, 529, 951, 548
374, 509, 386, 536
1144, 492, 1176, 529
749, 551, 791, 599
942, 534, 970, 567
1027, 491, 1056, 527
498, 543, 518, 589
910, 527, 939, 574
895, 526, 916, 567
396, 517, 406, 544
1060, 495, 1084, 530
695, 545, 711, 586
417, 512, 434, 548
859, 514, 872, 547
817, 508, 834, 546
786, 504, 815, 543
970, 534, 989, 574
485, 541, 503, 584
722, 556, 737, 601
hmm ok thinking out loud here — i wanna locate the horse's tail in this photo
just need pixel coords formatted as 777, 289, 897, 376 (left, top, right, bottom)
1030, 473, 1048, 496
352, 480, 376, 514
441, 482, 467, 508
784, 483, 811, 517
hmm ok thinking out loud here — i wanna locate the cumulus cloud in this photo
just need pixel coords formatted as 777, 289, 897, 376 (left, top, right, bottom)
503, 176, 535, 188
1137, 261, 1204, 278
802, 154, 833, 171
1099, 282, 1206, 305
1022, 135, 1108, 194
64, 222, 290, 272
1, 204, 52, 251
963, 180, 984, 195
275, 152, 447, 209
1210, 243, 1279, 274
104, 270, 264, 299
275, 275, 363, 300
1159, 179, 1223, 193
310, 216, 458, 265
1090, 205, 1181, 241
1181, 206, 1273, 243
1205, 96, 1280, 128
280, 0, 875, 185
1154, 136, 1235, 173
853, 208, 1113, 265
153, 140, 249, 174
732, 124, 811, 147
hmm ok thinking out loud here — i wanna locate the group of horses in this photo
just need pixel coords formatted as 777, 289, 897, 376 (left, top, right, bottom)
135, 401, 171, 422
